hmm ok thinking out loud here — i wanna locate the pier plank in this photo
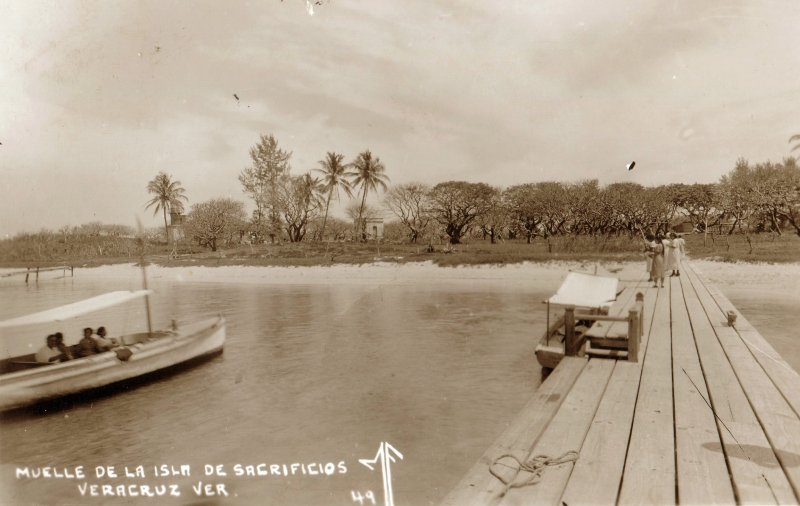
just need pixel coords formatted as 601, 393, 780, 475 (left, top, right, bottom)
441, 357, 587, 506
713, 324, 800, 495
499, 359, 615, 506
445, 262, 800, 506
670, 276, 736, 504
686, 266, 800, 420
617, 282, 675, 506
681, 272, 796, 505
559, 360, 641, 506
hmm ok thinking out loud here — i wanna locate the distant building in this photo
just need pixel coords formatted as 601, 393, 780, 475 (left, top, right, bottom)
354, 216, 385, 240
168, 211, 185, 242
671, 220, 694, 233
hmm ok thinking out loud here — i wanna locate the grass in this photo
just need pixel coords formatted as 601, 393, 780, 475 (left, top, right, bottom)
1, 232, 798, 269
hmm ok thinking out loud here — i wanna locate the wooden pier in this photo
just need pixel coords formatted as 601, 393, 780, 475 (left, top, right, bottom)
0, 266, 74, 283
443, 261, 800, 505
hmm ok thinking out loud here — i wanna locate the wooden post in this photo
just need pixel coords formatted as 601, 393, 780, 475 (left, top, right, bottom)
36, 267, 39, 283
25, 268, 29, 285
564, 306, 578, 356
70, 266, 74, 277
636, 292, 645, 340
628, 308, 639, 362
727, 310, 737, 327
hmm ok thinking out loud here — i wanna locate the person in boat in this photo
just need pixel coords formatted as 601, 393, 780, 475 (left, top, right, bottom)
77, 327, 112, 357
95, 326, 117, 348
35, 334, 67, 363
54, 332, 73, 361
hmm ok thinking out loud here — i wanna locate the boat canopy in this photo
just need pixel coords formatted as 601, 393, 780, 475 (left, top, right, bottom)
545, 272, 619, 309
0, 290, 152, 328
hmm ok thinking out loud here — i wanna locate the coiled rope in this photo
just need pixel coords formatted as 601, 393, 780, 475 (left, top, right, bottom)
489, 451, 579, 494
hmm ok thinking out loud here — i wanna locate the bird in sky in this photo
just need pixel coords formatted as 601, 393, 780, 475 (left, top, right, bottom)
626, 161, 636, 171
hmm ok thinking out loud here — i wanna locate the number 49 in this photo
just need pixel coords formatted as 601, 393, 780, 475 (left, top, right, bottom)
351, 490, 376, 505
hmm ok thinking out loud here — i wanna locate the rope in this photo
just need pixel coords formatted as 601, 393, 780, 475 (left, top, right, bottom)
489, 450, 579, 494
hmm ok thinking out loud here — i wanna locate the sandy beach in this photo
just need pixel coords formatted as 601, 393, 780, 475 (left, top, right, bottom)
5, 259, 800, 296
0, 259, 651, 286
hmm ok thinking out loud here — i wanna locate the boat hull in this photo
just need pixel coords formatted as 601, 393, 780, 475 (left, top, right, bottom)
0, 316, 225, 411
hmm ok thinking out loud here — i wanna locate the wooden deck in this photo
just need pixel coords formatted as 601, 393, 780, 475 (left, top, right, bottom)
443, 261, 800, 505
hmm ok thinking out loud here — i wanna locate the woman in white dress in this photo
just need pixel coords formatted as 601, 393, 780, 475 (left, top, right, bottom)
670, 232, 686, 276
662, 234, 676, 276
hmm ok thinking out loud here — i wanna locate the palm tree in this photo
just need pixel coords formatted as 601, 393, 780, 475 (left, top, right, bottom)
145, 172, 188, 243
314, 152, 353, 240
790, 134, 800, 154
347, 150, 390, 241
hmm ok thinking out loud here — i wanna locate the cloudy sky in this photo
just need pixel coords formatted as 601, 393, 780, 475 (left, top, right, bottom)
1, 0, 799, 237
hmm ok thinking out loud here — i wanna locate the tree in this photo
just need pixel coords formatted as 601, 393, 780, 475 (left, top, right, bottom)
476, 187, 506, 244
314, 152, 353, 240
278, 173, 325, 242
717, 158, 755, 234
504, 184, 545, 243
239, 134, 292, 244
428, 181, 496, 244
770, 158, 800, 236
347, 150, 390, 241
672, 183, 722, 245
145, 172, 188, 243
185, 198, 246, 251
604, 182, 650, 236
383, 183, 431, 243
790, 134, 800, 154
535, 182, 571, 237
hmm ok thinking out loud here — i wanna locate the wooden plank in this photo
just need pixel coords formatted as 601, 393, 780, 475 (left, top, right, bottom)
560, 360, 641, 505
670, 276, 737, 504
637, 286, 658, 353
713, 324, 800, 496
618, 281, 675, 506
499, 359, 616, 506
687, 265, 800, 421
441, 357, 588, 506
681, 270, 796, 505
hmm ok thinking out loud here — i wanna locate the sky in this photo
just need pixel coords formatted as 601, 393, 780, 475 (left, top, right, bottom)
1, 0, 799, 237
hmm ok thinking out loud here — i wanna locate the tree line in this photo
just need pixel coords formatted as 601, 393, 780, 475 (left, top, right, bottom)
144, 133, 800, 251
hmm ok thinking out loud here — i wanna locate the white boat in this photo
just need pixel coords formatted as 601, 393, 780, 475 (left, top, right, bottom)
0, 290, 226, 411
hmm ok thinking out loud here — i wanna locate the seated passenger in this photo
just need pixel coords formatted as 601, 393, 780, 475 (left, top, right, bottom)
78, 327, 112, 357
95, 326, 116, 348
54, 332, 73, 360
35, 334, 64, 363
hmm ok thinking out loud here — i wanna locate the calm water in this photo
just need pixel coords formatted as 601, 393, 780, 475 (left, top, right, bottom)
2, 268, 798, 506
0, 273, 550, 506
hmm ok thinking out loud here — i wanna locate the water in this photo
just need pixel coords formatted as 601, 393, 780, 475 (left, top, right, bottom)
2, 265, 798, 506
0, 273, 548, 505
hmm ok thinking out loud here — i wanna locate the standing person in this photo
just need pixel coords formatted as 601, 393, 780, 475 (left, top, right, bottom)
671, 232, 686, 276
643, 233, 655, 282
663, 232, 676, 277
650, 234, 666, 288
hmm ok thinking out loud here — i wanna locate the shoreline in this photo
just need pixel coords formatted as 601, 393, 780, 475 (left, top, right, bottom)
2, 259, 799, 295
18, 260, 592, 286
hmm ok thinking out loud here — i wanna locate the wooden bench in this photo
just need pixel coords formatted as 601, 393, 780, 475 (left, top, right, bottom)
562, 292, 644, 362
